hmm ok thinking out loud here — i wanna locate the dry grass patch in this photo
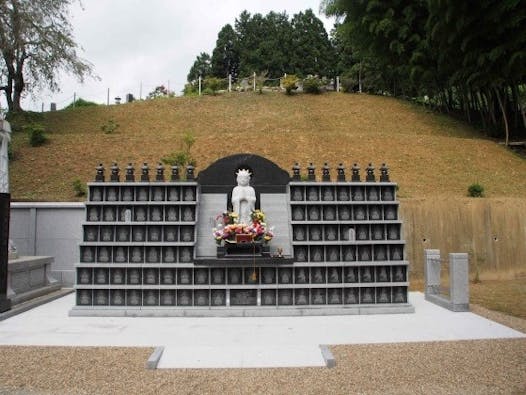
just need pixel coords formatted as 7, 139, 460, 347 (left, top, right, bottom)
470, 278, 526, 319
9, 93, 526, 201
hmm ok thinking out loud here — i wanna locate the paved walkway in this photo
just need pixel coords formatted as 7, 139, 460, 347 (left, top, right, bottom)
0, 292, 523, 368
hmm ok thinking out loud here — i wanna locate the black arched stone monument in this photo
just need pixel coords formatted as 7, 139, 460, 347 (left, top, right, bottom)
198, 153, 290, 194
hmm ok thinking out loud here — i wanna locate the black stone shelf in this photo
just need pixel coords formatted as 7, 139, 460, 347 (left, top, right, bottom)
289, 201, 399, 205
289, 182, 397, 186
86, 201, 198, 206
194, 256, 295, 266
75, 282, 409, 290
79, 242, 196, 247
291, 240, 406, 245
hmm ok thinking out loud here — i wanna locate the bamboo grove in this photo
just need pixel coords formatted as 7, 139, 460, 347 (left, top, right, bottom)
323, 0, 526, 143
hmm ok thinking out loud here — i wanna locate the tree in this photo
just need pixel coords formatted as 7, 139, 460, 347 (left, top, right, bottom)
211, 24, 240, 79
235, 11, 265, 77
324, 1, 429, 95
290, 9, 335, 78
254, 11, 293, 78
323, 0, 526, 140
186, 52, 211, 83
0, 0, 94, 112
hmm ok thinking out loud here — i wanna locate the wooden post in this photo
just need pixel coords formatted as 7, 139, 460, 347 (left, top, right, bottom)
198, 76, 202, 96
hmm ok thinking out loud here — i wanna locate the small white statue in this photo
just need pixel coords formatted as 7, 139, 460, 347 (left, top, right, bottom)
0, 119, 11, 194
231, 169, 256, 225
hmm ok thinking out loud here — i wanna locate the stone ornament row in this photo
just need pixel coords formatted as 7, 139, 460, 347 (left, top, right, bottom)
91, 162, 391, 183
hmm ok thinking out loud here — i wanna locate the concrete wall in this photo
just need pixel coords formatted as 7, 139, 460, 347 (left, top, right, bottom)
9, 198, 526, 286
401, 198, 526, 279
9, 203, 84, 286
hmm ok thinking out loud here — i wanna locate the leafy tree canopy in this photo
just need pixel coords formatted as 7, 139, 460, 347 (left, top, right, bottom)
0, 0, 95, 112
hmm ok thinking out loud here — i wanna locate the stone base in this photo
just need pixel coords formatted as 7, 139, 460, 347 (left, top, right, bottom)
195, 256, 294, 265
0, 295, 11, 313
217, 243, 271, 258
7, 256, 61, 305
425, 293, 469, 312
69, 303, 415, 317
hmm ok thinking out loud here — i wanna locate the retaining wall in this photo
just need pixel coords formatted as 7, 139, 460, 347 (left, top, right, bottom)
9, 198, 526, 286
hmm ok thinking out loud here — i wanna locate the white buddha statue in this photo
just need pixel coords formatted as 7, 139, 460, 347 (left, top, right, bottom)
231, 169, 256, 226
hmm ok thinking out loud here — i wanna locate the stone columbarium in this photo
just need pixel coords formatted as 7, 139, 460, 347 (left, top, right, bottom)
70, 154, 414, 316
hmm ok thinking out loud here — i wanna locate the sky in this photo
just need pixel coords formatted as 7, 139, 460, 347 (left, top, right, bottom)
14, 0, 335, 112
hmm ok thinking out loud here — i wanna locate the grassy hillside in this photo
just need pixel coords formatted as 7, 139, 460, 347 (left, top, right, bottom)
8, 92, 526, 201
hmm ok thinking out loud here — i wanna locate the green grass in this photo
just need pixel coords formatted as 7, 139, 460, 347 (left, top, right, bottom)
8, 92, 526, 201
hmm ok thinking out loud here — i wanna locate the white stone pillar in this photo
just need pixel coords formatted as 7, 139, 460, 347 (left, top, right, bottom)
424, 249, 441, 296
0, 119, 11, 194
449, 253, 469, 310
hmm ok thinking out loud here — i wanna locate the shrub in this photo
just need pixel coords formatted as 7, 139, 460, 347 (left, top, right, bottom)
303, 75, 322, 94
340, 75, 358, 93
161, 132, 197, 170
147, 85, 175, 99
64, 98, 98, 109
25, 123, 48, 147
7, 111, 44, 132
202, 88, 215, 96
468, 183, 485, 197
203, 77, 225, 95
72, 178, 87, 197
101, 119, 119, 134
183, 83, 199, 96
282, 74, 299, 95
161, 151, 190, 167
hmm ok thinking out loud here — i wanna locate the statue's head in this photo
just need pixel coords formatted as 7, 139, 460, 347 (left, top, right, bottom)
236, 168, 251, 186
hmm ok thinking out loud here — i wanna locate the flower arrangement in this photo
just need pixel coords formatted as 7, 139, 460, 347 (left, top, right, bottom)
213, 209, 274, 245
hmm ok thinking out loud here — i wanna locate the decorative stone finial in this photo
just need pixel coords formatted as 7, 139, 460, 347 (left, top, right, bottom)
156, 162, 165, 181
110, 162, 120, 182
292, 163, 301, 181
171, 165, 179, 181
351, 163, 360, 182
95, 163, 105, 182
307, 163, 316, 181
141, 162, 150, 182
186, 164, 195, 180
380, 163, 390, 182
322, 163, 330, 181
366, 163, 375, 182
337, 163, 346, 181
125, 163, 135, 182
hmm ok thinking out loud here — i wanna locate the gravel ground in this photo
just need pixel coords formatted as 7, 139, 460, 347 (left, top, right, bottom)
0, 305, 524, 395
